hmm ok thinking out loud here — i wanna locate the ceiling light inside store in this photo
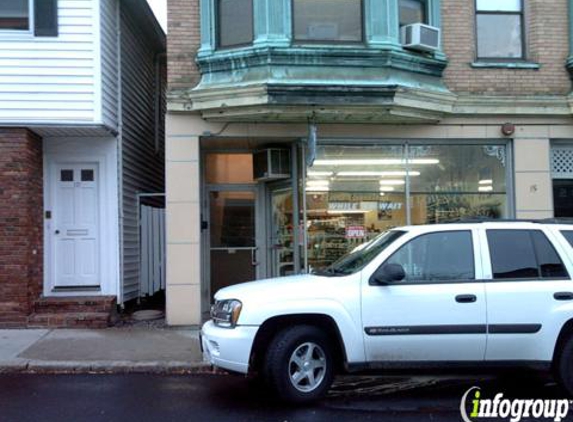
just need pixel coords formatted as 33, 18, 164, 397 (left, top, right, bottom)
307, 171, 334, 176
479, 179, 493, 185
306, 186, 330, 192
337, 171, 421, 177
313, 159, 439, 166
378, 180, 405, 185
478, 186, 493, 192
379, 186, 396, 192
306, 180, 330, 187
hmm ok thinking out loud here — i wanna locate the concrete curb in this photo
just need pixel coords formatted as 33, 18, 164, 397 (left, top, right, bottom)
0, 360, 217, 375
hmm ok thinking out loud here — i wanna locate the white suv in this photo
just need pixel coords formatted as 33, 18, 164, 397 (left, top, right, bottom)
201, 221, 573, 402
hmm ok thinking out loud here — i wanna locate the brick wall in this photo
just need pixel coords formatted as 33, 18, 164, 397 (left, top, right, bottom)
0, 128, 43, 327
166, 0, 571, 96
442, 0, 571, 95
167, 0, 201, 91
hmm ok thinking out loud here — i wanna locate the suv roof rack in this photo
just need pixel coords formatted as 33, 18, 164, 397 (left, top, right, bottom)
444, 217, 573, 225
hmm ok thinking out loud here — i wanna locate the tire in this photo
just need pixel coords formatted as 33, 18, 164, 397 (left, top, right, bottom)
263, 325, 335, 403
555, 335, 573, 396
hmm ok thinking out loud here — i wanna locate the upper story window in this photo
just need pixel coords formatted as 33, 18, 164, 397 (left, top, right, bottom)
476, 0, 524, 60
399, 0, 427, 27
293, 0, 363, 43
217, 0, 254, 48
0, 0, 30, 31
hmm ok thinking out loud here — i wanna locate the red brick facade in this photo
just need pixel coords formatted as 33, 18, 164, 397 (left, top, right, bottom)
167, 0, 572, 96
167, 0, 201, 91
0, 128, 43, 328
442, 0, 570, 95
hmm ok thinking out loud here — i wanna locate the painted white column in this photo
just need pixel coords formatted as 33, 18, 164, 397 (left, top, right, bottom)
513, 138, 553, 219
165, 113, 202, 326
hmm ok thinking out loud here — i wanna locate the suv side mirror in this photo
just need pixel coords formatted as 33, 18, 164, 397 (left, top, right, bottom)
370, 263, 406, 285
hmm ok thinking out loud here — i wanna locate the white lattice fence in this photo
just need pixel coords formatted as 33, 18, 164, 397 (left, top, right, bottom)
552, 147, 573, 178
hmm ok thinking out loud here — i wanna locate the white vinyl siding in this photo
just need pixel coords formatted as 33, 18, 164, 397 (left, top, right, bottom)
100, 0, 119, 131
0, 0, 98, 124
119, 3, 165, 302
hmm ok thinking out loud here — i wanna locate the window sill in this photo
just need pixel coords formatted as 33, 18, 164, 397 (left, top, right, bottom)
0, 30, 34, 40
471, 61, 541, 70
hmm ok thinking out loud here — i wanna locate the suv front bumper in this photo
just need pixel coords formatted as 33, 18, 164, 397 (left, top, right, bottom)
201, 320, 259, 374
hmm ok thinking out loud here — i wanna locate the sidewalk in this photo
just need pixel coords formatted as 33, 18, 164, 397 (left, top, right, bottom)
0, 327, 211, 374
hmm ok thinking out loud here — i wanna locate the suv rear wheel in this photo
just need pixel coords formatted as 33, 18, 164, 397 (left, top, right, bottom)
555, 334, 573, 396
263, 325, 334, 403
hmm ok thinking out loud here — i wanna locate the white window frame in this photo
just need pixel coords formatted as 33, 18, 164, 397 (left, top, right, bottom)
0, 0, 34, 37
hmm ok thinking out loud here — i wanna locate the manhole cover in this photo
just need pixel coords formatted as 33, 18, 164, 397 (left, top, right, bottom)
132, 310, 164, 321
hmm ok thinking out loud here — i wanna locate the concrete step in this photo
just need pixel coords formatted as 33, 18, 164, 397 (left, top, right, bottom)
33, 296, 116, 314
0, 312, 28, 328
27, 312, 112, 329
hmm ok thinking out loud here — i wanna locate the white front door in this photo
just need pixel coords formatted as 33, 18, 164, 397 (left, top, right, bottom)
51, 163, 100, 289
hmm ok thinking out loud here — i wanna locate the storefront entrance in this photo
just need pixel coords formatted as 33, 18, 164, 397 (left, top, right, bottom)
207, 188, 259, 293
267, 182, 301, 278
201, 146, 302, 313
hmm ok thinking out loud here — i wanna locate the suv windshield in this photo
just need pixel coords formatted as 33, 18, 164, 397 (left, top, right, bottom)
313, 230, 406, 276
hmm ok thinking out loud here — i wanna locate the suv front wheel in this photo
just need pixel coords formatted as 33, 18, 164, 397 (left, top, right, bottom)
263, 325, 335, 403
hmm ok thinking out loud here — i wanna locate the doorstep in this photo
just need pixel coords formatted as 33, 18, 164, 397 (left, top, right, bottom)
0, 327, 214, 374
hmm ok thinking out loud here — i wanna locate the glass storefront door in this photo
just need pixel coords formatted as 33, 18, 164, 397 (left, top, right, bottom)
268, 184, 300, 277
208, 189, 259, 294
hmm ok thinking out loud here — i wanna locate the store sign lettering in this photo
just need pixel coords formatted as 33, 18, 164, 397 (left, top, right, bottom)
328, 201, 403, 212
329, 202, 361, 211
379, 202, 402, 211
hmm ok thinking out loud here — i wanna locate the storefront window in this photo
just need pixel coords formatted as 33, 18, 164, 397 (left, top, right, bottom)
408, 144, 507, 223
306, 143, 508, 270
306, 145, 407, 270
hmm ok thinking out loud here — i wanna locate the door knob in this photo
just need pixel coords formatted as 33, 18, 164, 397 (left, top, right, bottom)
55, 230, 60, 235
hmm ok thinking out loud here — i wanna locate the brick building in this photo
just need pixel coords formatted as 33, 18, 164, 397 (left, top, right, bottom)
0, 0, 165, 327
165, 0, 573, 325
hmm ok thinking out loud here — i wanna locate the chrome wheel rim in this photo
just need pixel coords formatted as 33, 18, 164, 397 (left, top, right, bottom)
288, 342, 327, 393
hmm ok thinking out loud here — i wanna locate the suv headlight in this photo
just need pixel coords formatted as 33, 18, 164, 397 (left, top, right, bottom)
211, 299, 242, 328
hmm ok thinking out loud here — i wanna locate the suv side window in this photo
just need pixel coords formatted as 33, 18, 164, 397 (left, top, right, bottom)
385, 231, 474, 283
532, 231, 569, 278
487, 230, 568, 280
560, 230, 573, 248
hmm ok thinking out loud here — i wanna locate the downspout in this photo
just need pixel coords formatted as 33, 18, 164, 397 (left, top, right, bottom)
116, 0, 125, 307
154, 52, 166, 154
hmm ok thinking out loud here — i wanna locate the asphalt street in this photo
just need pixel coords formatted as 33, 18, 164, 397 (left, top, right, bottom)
0, 372, 571, 422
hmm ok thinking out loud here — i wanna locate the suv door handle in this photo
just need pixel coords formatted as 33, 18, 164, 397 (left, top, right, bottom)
554, 292, 573, 301
456, 294, 477, 303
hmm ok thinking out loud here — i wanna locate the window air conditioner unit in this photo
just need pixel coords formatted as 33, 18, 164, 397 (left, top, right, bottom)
400, 23, 440, 52
253, 149, 291, 181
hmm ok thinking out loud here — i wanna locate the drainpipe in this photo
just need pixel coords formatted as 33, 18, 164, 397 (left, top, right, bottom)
154, 52, 166, 154
116, 0, 124, 307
